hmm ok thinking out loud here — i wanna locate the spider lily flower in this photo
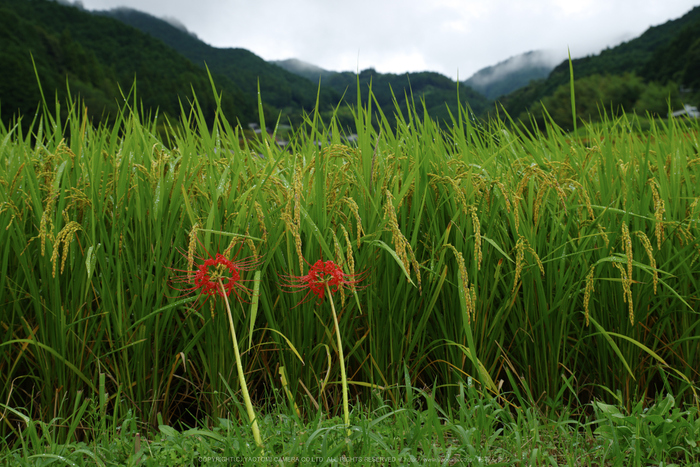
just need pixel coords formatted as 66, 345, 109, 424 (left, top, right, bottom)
170, 249, 259, 306
194, 254, 242, 297
280, 257, 367, 437
281, 259, 366, 305
170, 241, 264, 449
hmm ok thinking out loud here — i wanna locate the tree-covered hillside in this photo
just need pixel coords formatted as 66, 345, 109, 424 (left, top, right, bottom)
640, 19, 700, 100
320, 68, 491, 128
101, 7, 497, 130
98, 8, 343, 126
3, 0, 699, 135
498, 6, 700, 122
0, 0, 258, 128
271, 58, 338, 83
463, 51, 558, 100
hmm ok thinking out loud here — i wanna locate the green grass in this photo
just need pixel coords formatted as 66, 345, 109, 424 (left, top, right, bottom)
2, 381, 699, 466
0, 76, 699, 464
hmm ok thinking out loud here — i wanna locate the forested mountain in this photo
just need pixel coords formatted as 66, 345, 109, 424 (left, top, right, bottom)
0, 0, 259, 128
640, 18, 700, 91
98, 8, 343, 126
320, 68, 491, 126
498, 5, 700, 125
270, 63, 492, 127
3, 0, 699, 134
463, 51, 559, 100
271, 58, 337, 83
0, 0, 489, 133
101, 8, 490, 129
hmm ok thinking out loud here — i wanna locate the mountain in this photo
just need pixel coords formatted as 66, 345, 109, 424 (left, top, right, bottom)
498, 5, 700, 120
101, 8, 491, 129
271, 58, 337, 83
640, 18, 700, 91
7, 0, 697, 134
268, 62, 492, 127
97, 8, 342, 125
271, 58, 492, 117
0, 0, 489, 133
0, 0, 257, 128
463, 50, 562, 100
324, 68, 489, 112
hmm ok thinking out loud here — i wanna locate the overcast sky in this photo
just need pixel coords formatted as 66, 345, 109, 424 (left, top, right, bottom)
76, 0, 700, 80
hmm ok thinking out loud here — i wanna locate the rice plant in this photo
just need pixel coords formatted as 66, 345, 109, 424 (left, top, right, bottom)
0, 77, 698, 458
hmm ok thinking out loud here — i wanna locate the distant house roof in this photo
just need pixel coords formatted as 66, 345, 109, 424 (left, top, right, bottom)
671, 104, 700, 118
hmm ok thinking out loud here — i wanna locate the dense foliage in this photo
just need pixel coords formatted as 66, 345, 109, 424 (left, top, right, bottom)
98, 8, 342, 127
100, 8, 492, 130
1, 81, 698, 457
523, 73, 682, 131
640, 19, 700, 107
498, 6, 700, 121
0, 0, 258, 129
4, 0, 700, 138
319, 68, 491, 129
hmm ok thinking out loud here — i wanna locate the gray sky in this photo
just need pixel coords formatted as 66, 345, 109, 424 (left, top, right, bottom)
77, 0, 700, 80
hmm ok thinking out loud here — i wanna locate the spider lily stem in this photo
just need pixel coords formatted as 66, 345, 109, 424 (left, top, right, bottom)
326, 283, 350, 437
219, 279, 263, 449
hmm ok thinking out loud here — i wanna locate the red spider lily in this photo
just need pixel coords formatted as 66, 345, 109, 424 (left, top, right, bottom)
281, 257, 366, 435
281, 259, 366, 304
170, 248, 258, 304
194, 254, 241, 297
170, 238, 264, 448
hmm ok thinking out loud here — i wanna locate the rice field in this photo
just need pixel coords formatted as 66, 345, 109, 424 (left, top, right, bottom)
0, 85, 699, 465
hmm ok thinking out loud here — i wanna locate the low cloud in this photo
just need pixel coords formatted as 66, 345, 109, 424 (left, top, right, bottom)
466, 50, 565, 87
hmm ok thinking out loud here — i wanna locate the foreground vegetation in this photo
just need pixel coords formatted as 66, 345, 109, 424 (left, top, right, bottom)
3, 381, 699, 466
0, 78, 699, 464
6, 0, 700, 136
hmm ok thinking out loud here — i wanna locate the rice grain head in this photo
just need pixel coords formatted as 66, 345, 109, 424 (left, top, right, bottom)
649, 179, 666, 250
448, 177, 468, 215
581, 185, 595, 220
512, 236, 525, 293
0, 199, 21, 230
245, 226, 258, 262
51, 221, 82, 278
634, 230, 657, 294
222, 234, 241, 259
494, 181, 512, 214
613, 260, 635, 325
619, 160, 629, 208
281, 210, 304, 275
511, 236, 543, 293
407, 242, 422, 295
597, 224, 610, 248
39, 189, 57, 257
254, 201, 267, 244
470, 206, 482, 271
689, 196, 699, 218
8, 162, 25, 196
188, 222, 200, 272
533, 179, 548, 227
341, 225, 355, 289
293, 165, 302, 228
333, 231, 346, 306
384, 191, 408, 277
621, 221, 633, 288
526, 242, 545, 277
344, 197, 363, 249
513, 194, 521, 233
583, 265, 595, 326
293, 166, 304, 273
445, 244, 475, 323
